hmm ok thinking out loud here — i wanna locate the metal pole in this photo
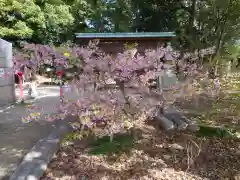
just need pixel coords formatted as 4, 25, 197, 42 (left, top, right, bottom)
16, 72, 24, 102
59, 74, 63, 104
19, 75, 23, 101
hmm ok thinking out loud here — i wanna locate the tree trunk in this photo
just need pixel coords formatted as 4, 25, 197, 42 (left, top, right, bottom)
212, 0, 231, 65
130, 116, 137, 140
213, 26, 225, 76
188, 0, 197, 51
109, 133, 113, 142
214, 27, 225, 59
189, 0, 197, 28
227, 61, 232, 77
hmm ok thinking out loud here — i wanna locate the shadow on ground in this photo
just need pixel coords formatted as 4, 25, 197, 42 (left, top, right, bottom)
0, 86, 65, 180
41, 118, 240, 180
0, 118, 58, 180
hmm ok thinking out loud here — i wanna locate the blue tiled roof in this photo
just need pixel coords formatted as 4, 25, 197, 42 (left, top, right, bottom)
75, 32, 176, 38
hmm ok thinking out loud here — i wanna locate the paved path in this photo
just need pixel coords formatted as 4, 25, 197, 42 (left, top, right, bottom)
0, 85, 71, 180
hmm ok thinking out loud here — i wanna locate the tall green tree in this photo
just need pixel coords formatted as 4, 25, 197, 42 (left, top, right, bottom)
199, 0, 240, 56
35, 3, 74, 44
131, 0, 183, 32
0, 0, 74, 44
0, 0, 45, 40
107, 0, 134, 32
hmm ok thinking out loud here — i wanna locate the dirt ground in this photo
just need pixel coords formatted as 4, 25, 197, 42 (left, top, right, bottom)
41, 118, 240, 180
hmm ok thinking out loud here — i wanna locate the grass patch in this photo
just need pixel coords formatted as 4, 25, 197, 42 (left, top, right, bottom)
196, 125, 237, 138
88, 133, 134, 155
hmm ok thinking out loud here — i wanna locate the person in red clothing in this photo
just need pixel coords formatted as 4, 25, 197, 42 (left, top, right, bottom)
14, 65, 25, 84
14, 65, 38, 98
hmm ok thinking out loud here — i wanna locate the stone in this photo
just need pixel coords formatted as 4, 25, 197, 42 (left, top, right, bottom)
163, 110, 188, 130
165, 106, 199, 132
235, 173, 240, 180
154, 110, 175, 130
168, 143, 184, 152
162, 155, 171, 160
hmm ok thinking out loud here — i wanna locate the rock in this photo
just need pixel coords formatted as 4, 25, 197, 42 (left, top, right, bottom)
165, 106, 199, 132
168, 143, 184, 152
162, 155, 171, 160
164, 107, 188, 130
236, 143, 240, 155
154, 110, 175, 130
236, 132, 240, 139
235, 173, 240, 180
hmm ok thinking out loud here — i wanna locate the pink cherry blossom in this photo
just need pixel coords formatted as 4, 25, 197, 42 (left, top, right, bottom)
15, 40, 214, 135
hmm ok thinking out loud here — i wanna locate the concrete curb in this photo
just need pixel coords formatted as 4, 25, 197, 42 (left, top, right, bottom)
9, 120, 73, 180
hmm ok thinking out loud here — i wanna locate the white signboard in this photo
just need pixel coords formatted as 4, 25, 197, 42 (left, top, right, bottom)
0, 68, 4, 77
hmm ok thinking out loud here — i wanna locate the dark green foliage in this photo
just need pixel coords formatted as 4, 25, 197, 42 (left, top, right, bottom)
88, 133, 135, 155
196, 125, 237, 138
2, 0, 240, 60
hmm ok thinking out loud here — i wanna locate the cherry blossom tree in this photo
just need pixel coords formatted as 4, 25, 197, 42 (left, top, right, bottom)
16, 40, 213, 140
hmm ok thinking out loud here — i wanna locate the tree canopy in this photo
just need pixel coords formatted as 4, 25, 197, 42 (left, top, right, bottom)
0, 0, 240, 56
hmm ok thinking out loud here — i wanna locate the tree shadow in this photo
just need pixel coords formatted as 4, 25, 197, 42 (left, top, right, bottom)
43, 154, 152, 179
87, 133, 135, 156
42, 129, 166, 180
41, 127, 187, 179
42, 119, 240, 180
138, 119, 240, 180
0, 86, 73, 179
0, 121, 54, 180
174, 91, 240, 131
